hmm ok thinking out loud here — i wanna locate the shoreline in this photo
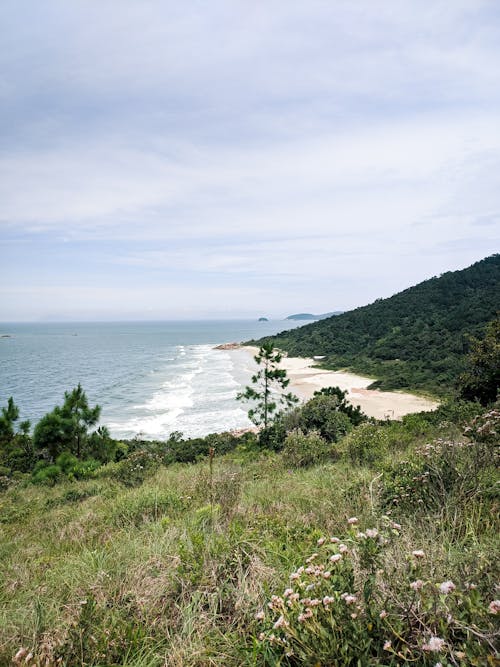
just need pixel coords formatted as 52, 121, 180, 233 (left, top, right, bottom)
228, 345, 439, 420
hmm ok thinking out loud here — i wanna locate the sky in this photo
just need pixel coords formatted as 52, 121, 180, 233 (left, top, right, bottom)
1, 0, 499, 321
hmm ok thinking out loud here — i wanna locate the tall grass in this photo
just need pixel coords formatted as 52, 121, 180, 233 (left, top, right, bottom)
2, 410, 499, 665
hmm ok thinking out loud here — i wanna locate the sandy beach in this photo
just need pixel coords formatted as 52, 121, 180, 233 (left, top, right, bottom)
230, 346, 439, 420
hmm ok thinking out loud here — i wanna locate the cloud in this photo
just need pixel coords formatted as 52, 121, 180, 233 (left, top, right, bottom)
0, 0, 499, 319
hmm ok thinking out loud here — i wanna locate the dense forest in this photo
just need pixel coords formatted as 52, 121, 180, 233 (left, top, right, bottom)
252, 254, 500, 394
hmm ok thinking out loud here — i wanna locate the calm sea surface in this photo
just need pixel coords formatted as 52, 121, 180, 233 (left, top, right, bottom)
0, 320, 304, 439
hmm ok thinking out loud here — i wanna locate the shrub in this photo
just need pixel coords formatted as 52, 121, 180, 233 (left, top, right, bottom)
255, 519, 498, 665
298, 394, 354, 442
341, 422, 391, 466
282, 429, 333, 468
32, 463, 62, 486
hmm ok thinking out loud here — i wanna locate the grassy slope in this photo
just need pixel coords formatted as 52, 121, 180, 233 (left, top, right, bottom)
252, 254, 500, 395
1, 412, 498, 666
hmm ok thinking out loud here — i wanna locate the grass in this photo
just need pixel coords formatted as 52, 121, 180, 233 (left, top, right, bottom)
1, 411, 499, 666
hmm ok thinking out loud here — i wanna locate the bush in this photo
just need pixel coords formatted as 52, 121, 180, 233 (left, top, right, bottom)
298, 394, 354, 442
282, 430, 333, 468
32, 463, 62, 486
255, 519, 499, 665
341, 422, 391, 465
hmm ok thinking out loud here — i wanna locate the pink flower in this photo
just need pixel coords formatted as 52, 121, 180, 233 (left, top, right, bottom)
339, 544, 349, 554
422, 636, 445, 652
348, 517, 358, 525
322, 571, 331, 579
323, 596, 335, 605
366, 528, 379, 538
439, 580, 456, 595
383, 640, 392, 651
379, 610, 388, 619
410, 579, 424, 591
254, 610, 265, 620
341, 593, 357, 605
273, 615, 289, 629
412, 549, 425, 558
305, 553, 318, 563
330, 536, 340, 543
330, 554, 342, 563
489, 600, 500, 615
317, 537, 326, 546
283, 588, 294, 598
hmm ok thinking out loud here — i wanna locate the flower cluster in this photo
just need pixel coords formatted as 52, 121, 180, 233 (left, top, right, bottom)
255, 519, 499, 665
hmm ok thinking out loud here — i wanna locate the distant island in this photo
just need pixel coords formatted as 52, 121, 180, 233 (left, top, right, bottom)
258, 317, 269, 322
286, 312, 342, 321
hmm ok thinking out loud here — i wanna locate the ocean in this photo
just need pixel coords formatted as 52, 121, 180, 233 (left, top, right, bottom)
0, 320, 304, 440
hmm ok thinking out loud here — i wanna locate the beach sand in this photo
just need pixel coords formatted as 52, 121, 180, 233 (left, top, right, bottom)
230, 346, 439, 420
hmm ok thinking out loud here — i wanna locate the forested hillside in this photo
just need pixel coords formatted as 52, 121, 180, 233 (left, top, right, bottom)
253, 255, 500, 394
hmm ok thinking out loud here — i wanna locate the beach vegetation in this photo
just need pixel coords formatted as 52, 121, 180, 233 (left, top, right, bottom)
458, 315, 500, 405
237, 341, 299, 428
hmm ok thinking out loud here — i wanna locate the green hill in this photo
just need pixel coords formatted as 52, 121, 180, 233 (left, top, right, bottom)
252, 254, 500, 394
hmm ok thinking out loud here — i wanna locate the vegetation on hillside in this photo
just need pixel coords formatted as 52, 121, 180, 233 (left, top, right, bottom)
1, 385, 499, 664
252, 255, 500, 394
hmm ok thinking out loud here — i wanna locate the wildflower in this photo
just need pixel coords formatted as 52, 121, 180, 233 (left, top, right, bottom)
366, 528, 379, 538
273, 615, 289, 629
283, 588, 294, 598
330, 536, 340, 543
356, 532, 367, 539
412, 549, 425, 558
309, 598, 321, 607
390, 521, 402, 530
305, 566, 315, 574
348, 517, 358, 525
351, 612, 357, 619
305, 553, 318, 563
258, 632, 266, 641
410, 579, 424, 591
287, 593, 300, 606
254, 610, 265, 620
13, 649, 29, 664
383, 640, 392, 651
435, 663, 443, 667
322, 571, 331, 579
489, 600, 500, 615
298, 608, 313, 622
323, 596, 335, 605
268, 595, 284, 610
422, 636, 445, 652
317, 537, 326, 546
439, 580, 456, 595
341, 593, 357, 605
379, 610, 387, 619
297, 566, 305, 574
339, 543, 349, 554
290, 572, 300, 581
306, 584, 315, 591
330, 554, 342, 563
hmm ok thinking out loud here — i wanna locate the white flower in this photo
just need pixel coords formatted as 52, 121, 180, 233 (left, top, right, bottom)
283, 588, 294, 598
290, 572, 300, 581
254, 610, 265, 620
342, 594, 357, 605
339, 544, 349, 554
323, 596, 335, 605
439, 580, 456, 594
379, 610, 388, 619
330, 554, 342, 563
366, 528, 379, 538
383, 640, 392, 651
422, 636, 445, 652
348, 517, 358, 525
412, 549, 425, 558
330, 536, 340, 543
322, 571, 331, 579
305, 553, 318, 563
317, 537, 326, 546
410, 579, 424, 591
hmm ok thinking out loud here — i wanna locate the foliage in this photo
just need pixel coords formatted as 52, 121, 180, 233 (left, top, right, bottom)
313, 386, 366, 425
252, 254, 500, 394
342, 422, 392, 466
458, 317, 500, 405
33, 384, 101, 461
256, 519, 499, 665
0, 398, 33, 473
282, 429, 334, 468
297, 393, 354, 442
237, 342, 298, 428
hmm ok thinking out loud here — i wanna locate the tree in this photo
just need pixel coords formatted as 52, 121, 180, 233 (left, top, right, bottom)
0, 397, 33, 472
237, 342, 298, 428
33, 384, 101, 460
458, 317, 500, 405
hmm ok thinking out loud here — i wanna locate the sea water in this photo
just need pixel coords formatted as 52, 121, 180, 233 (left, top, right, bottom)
0, 320, 304, 440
